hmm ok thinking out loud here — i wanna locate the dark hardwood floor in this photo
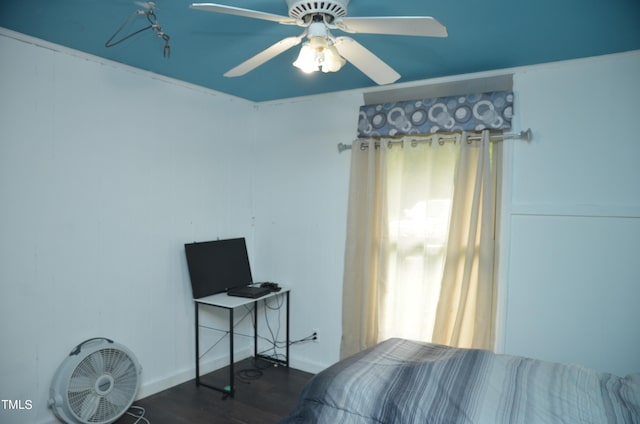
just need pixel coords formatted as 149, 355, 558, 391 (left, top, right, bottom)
116, 357, 313, 424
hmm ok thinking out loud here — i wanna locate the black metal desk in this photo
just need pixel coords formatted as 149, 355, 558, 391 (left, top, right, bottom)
194, 288, 290, 397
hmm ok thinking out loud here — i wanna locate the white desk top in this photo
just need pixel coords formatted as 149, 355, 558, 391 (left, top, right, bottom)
194, 286, 289, 308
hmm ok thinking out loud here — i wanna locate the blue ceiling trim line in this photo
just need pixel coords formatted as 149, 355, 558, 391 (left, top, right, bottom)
357, 91, 513, 138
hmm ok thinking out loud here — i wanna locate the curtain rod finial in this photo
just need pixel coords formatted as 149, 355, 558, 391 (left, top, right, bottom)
338, 143, 352, 153
520, 128, 532, 141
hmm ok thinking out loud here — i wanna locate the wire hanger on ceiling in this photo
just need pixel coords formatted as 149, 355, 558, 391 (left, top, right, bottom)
105, 2, 171, 58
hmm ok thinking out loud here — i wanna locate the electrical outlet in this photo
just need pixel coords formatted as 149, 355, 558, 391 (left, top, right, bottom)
312, 329, 319, 343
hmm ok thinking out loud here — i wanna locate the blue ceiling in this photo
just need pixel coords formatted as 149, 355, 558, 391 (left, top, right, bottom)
1, 0, 639, 102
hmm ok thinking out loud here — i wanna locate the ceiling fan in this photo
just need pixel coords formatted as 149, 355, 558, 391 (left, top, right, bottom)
189, 0, 447, 85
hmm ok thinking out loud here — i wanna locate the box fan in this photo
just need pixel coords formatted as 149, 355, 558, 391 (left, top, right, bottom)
49, 337, 141, 424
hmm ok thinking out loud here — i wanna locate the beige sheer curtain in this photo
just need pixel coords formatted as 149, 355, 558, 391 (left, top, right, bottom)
341, 131, 499, 359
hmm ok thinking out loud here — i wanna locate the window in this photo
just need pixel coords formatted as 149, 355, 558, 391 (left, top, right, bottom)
341, 132, 500, 358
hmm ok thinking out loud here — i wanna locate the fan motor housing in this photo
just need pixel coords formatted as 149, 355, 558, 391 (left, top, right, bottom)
286, 0, 348, 20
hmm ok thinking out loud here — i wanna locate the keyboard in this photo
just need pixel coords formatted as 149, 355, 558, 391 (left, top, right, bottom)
227, 285, 271, 299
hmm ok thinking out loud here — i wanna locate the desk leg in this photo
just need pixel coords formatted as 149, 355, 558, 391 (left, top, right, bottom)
195, 302, 200, 386
254, 300, 259, 359
228, 307, 234, 397
194, 303, 238, 398
286, 291, 290, 367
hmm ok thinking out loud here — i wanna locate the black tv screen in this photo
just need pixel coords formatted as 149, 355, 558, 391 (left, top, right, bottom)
184, 238, 253, 299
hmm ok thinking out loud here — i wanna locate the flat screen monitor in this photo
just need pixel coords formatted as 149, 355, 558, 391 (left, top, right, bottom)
184, 237, 253, 299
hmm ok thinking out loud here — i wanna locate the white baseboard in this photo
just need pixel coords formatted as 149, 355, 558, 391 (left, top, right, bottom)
289, 357, 329, 375
136, 347, 253, 399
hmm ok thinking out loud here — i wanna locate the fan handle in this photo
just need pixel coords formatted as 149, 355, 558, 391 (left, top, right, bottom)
69, 337, 114, 356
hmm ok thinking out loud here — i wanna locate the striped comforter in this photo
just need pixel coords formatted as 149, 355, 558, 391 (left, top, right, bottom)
280, 338, 640, 423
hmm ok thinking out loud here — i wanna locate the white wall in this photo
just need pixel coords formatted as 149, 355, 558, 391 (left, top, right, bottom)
250, 94, 361, 371
0, 31, 259, 424
501, 51, 640, 376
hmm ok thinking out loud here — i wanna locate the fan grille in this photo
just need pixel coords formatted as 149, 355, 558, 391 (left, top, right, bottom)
67, 348, 138, 424
287, 0, 348, 20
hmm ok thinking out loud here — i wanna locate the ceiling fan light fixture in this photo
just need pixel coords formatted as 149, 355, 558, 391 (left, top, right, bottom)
293, 36, 345, 74
293, 42, 320, 73
321, 44, 346, 73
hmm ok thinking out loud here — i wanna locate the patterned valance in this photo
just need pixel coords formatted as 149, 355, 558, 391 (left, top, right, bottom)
357, 91, 513, 138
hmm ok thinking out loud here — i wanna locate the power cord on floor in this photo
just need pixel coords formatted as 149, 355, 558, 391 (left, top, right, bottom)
235, 356, 275, 383
235, 353, 297, 385
125, 405, 150, 424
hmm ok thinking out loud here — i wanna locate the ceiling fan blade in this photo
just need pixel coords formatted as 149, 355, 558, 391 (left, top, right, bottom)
134, 1, 155, 10
336, 16, 448, 37
224, 36, 303, 77
189, 3, 300, 25
333, 37, 400, 85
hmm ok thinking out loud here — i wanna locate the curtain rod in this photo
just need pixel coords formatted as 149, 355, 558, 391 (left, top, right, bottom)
337, 129, 532, 153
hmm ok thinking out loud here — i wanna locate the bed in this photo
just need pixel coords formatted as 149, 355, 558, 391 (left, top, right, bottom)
280, 338, 640, 423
